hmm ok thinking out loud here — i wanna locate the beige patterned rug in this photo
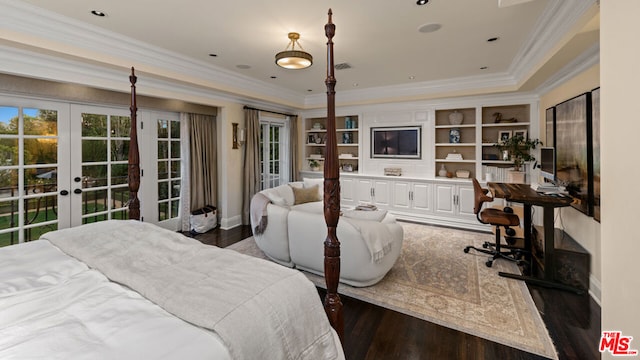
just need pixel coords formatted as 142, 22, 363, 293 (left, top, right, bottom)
227, 221, 557, 359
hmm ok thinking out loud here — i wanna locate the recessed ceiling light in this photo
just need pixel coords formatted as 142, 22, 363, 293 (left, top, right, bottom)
353, 83, 359, 87
91, 10, 106, 17
480, 66, 488, 70
487, 37, 499, 42
409, 75, 416, 80
236, 64, 251, 69
416, 0, 429, 5
307, 89, 313, 92
270, 76, 277, 79
208, 53, 217, 57
418, 23, 442, 33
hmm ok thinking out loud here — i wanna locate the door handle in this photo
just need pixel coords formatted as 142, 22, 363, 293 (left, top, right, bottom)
74, 188, 82, 194
60, 190, 69, 196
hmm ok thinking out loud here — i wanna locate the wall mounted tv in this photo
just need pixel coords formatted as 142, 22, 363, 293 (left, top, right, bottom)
370, 126, 422, 159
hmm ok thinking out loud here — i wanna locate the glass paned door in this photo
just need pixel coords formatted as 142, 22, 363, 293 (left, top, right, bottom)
259, 120, 289, 190
71, 105, 132, 227
157, 118, 181, 222
0, 103, 69, 246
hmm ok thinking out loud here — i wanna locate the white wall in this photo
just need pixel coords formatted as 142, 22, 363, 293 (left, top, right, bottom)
601, 2, 640, 358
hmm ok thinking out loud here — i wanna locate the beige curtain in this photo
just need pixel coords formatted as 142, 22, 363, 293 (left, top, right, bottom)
242, 109, 261, 224
189, 113, 217, 211
289, 115, 299, 181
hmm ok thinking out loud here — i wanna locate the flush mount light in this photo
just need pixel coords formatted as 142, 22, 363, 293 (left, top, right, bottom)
417, 0, 429, 5
91, 10, 106, 17
275, 32, 313, 69
487, 37, 500, 42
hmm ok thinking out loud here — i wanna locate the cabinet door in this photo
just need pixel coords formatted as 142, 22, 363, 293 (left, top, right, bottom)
392, 181, 411, 210
355, 178, 374, 204
457, 185, 476, 219
340, 176, 356, 207
411, 182, 432, 213
372, 180, 391, 207
434, 184, 455, 215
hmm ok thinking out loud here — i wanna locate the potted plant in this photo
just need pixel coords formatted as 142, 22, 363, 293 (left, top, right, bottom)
494, 134, 542, 171
308, 159, 321, 171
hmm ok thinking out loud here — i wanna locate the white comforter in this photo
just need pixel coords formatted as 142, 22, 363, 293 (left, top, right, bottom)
1, 220, 343, 360
0, 240, 230, 359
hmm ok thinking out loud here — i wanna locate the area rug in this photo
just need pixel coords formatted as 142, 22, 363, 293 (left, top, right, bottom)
227, 222, 557, 359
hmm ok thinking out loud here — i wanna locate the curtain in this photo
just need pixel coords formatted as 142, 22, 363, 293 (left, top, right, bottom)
179, 113, 192, 232
289, 115, 299, 181
188, 113, 218, 213
242, 109, 261, 225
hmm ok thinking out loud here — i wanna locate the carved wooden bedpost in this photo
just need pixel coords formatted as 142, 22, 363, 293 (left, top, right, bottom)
323, 9, 344, 340
128, 67, 141, 220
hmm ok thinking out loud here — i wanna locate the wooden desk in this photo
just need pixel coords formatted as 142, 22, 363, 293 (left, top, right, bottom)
487, 182, 584, 294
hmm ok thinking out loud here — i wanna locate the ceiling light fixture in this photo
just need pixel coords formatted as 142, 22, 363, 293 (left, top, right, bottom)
416, 0, 429, 5
275, 32, 313, 69
91, 10, 106, 17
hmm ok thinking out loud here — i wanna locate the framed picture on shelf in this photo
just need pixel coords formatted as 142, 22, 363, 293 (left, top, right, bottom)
498, 130, 512, 142
513, 129, 528, 139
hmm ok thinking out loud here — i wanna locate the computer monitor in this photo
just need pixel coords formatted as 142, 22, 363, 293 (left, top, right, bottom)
539, 147, 555, 182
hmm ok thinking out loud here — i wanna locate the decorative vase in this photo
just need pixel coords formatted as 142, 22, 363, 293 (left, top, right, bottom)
449, 128, 461, 143
448, 111, 464, 125
438, 164, 447, 177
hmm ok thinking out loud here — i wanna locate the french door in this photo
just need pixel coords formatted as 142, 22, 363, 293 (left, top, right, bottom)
70, 105, 134, 227
0, 99, 139, 246
259, 118, 290, 190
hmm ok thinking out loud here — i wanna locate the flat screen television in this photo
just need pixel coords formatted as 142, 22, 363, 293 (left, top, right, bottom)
370, 126, 421, 159
539, 147, 555, 183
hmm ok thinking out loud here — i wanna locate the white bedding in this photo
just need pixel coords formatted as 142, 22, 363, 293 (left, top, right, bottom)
0, 221, 344, 360
0, 240, 230, 360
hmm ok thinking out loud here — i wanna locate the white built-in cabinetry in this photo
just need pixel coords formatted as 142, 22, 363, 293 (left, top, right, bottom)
298, 98, 536, 232
300, 171, 487, 231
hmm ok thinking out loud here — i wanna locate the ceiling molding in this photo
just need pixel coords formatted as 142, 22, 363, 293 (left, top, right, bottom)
535, 43, 600, 95
0, 0, 597, 110
509, 0, 597, 83
0, 0, 305, 107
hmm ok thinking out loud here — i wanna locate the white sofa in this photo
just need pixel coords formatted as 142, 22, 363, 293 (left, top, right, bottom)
250, 179, 404, 287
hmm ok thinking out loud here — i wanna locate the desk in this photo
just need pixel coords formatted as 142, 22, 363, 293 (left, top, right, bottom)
487, 182, 584, 294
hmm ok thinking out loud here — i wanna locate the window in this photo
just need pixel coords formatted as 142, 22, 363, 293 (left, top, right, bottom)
157, 118, 181, 221
259, 117, 290, 190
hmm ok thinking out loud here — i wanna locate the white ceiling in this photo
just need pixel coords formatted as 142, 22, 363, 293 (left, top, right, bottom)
4, 0, 598, 107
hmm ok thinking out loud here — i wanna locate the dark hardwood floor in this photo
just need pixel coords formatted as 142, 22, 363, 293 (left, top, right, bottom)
189, 225, 601, 360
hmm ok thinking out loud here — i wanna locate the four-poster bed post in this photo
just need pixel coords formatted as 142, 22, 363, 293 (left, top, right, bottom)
323, 9, 344, 340
128, 67, 141, 220
123, 11, 344, 339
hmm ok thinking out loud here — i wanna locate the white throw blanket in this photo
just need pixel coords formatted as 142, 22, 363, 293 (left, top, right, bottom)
341, 217, 393, 262
42, 220, 340, 360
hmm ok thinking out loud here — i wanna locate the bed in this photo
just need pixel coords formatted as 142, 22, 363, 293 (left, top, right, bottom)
0, 10, 345, 360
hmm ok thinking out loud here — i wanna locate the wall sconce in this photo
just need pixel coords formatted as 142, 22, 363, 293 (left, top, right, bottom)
232, 123, 245, 149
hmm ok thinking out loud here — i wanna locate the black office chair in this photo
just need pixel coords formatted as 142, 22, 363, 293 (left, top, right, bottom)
464, 178, 526, 267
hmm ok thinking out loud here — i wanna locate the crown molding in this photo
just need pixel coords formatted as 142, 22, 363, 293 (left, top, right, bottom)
0, 0, 305, 107
509, 0, 597, 83
0, 0, 597, 110
535, 43, 599, 95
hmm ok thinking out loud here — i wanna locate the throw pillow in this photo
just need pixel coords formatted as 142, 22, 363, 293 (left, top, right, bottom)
343, 209, 388, 222
291, 184, 321, 205
303, 177, 324, 198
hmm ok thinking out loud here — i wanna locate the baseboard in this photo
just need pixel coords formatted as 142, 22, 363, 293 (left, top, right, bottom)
220, 215, 242, 230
